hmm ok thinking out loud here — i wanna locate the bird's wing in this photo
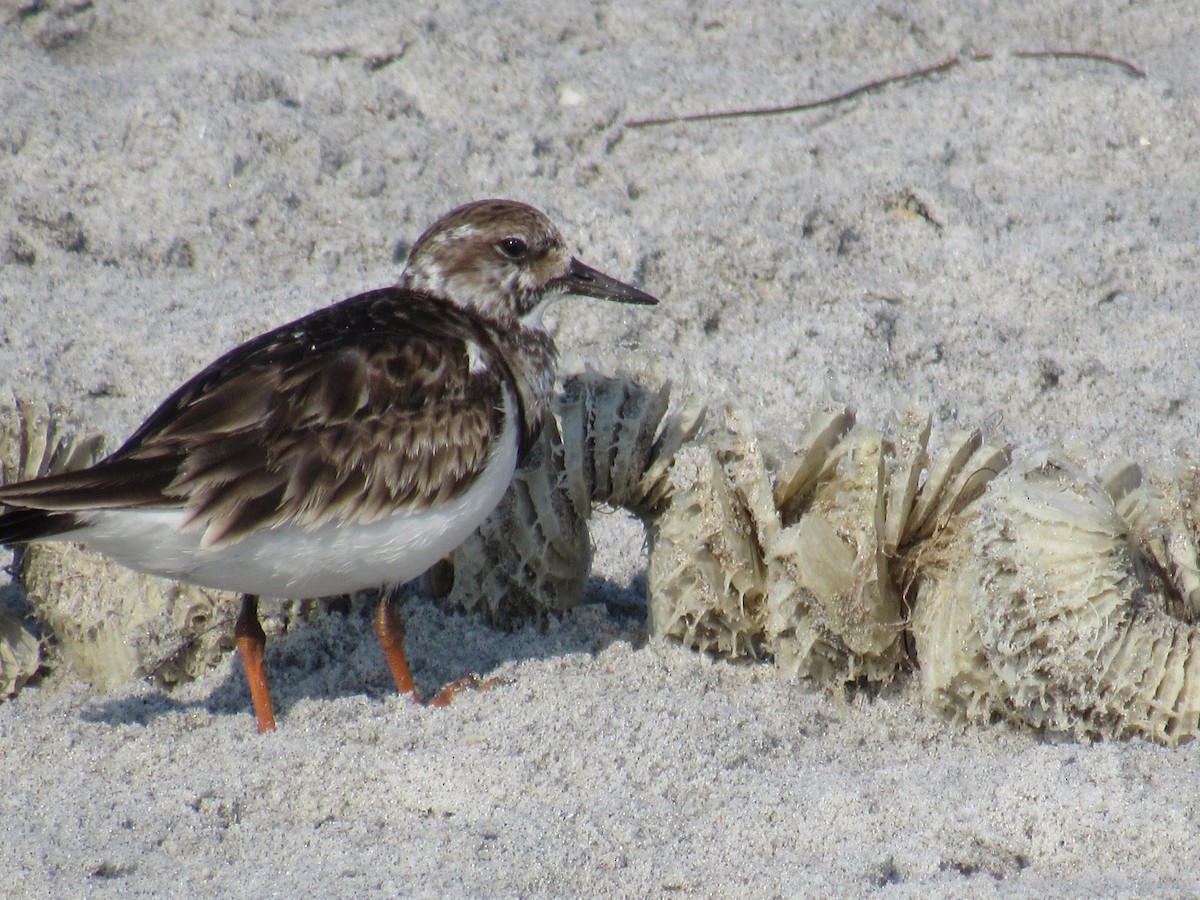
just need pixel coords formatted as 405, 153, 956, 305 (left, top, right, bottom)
0, 289, 512, 546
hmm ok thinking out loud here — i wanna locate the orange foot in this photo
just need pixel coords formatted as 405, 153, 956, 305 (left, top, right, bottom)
428, 674, 508, 708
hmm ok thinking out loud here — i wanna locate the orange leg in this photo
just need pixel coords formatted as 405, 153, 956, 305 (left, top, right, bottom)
235, 594, 277, 733
374, 596, 417, 698
374, 595, 504, 706
374, 600, 506, 710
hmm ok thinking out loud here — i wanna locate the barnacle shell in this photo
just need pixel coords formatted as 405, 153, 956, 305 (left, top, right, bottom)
766, 410, 1010, 683
0, 399, 104, 695
913, 455, 1200, 744
646, 418, 769, 657
441, 372, 704, 627
765, 417, 906, 682
2, 401, 241, 691
0, 601, 40, 698
440, 413, 592, 626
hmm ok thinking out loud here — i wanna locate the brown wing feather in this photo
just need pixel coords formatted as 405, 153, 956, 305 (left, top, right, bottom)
0, 289, 511, 546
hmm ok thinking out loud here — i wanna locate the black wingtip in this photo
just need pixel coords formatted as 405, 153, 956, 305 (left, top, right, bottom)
0, 508, 79, 546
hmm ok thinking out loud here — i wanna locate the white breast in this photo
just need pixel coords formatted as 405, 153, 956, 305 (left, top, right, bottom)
62, 400, 521, 599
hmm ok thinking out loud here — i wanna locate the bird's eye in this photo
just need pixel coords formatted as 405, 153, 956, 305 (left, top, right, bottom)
497, 237, 528, 260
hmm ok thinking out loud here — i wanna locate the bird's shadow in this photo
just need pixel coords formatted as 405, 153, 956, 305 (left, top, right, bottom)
80, 574, 650, 728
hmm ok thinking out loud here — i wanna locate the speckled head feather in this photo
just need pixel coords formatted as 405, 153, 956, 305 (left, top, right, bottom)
401, 200, 567, 322
401, 199, 657, 325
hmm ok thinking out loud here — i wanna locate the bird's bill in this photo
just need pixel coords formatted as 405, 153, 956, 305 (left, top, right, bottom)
555, 257, 659, 305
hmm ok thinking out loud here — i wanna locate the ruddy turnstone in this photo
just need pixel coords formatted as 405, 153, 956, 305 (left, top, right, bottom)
0, 199, 657, 732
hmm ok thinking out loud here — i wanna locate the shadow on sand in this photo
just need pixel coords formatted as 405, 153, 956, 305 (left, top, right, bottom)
79, 575, 649, 728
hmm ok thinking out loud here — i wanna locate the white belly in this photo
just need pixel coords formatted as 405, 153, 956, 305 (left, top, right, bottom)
60, 412, 520, 598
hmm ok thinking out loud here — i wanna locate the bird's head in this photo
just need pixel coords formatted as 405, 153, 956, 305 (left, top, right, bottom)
399, 199, 658, 329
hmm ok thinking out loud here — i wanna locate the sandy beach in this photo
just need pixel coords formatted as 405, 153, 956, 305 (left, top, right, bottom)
3, 1, 1200, 895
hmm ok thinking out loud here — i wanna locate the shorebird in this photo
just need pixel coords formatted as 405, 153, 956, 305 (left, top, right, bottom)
0, 199, 657, 732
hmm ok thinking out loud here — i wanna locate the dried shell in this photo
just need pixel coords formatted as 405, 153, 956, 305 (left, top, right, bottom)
20, 544, 238, 690
555, 371, 705, 517
913, 456, 1200, 744
908, 507, 1011, 723
440, 413, 592, 626
2, 401, 241, 691
16, 367, 1200, 749
646, 403, 1013, 688
0, 398, 104, 484
773, 408, 855, 522
0, 602, 40, 698
441, 372, 704, 626
1107, 460, 1200, 621
766, 426, 905, 682
646, 416, 769, 657
901, 429, 1013, 720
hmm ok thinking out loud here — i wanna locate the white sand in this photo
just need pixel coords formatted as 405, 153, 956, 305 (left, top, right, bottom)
3, 1, 1200, 895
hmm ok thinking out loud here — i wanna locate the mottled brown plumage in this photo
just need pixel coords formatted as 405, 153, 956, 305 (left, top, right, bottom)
2, 290, 533, 545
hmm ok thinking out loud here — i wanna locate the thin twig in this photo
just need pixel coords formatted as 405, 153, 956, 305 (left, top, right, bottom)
625, 49, 1145, 129
1009, 49, 1145, 78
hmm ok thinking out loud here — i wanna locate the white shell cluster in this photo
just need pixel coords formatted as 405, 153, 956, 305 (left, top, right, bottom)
441, 373, 1200, 745
7, 374, 1200, 745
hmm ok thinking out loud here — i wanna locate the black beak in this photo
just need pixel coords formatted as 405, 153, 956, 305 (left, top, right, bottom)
555, 257, 659, 306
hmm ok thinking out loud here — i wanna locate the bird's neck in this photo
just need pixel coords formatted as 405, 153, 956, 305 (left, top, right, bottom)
488, 322, 558, 463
